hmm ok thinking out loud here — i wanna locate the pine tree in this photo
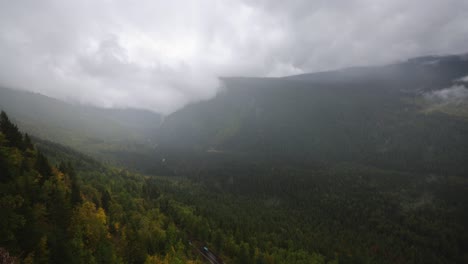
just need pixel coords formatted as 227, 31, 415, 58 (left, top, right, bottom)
59, 161, 82, 205
24, 133, 34, 150
0, 133, 11, 182
36, 152, 52, 184
34, 236, 50, 264
101, 190, 111, 212
0, 111, 24, 150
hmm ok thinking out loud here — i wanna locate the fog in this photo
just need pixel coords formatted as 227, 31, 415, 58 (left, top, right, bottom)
1, 0, 468, 114
426, 85, 468, 101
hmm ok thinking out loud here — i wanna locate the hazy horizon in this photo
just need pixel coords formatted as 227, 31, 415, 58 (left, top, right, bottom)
1, 0, 468, 114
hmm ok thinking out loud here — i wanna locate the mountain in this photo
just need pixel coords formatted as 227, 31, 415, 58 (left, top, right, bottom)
0, 111, 228, 263
1, 54, 468, 175
0, 87, 162, 159
155, 54, 468, 176
2, 54, 468, 263
284, 54, 468, 87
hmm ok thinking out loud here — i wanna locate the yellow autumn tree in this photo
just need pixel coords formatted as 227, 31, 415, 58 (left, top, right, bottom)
69, 201, 118, 263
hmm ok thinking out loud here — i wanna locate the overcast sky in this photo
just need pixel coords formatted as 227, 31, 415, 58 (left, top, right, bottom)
1, 0, 468, 114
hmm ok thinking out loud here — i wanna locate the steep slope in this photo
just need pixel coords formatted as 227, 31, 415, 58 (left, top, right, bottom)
0, 111, 221, 263
2, 53, 468, 263
157, 54, 468, 175
2, 111, 341, 264
1, 54, 467, 175
0, 87, 161, 157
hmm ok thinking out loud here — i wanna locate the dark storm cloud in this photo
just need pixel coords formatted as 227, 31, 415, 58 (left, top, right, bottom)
1, 0, 468, 114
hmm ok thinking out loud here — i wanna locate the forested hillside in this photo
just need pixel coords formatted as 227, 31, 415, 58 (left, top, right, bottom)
1, 54, 468, 264
2, 104, 468, 264
2, 0, 468, 262
0, 111, 204, 263
0, 111, 337, 263
0, 87, 161, 159
2, 55, 468, 177
155, 55, 468, 177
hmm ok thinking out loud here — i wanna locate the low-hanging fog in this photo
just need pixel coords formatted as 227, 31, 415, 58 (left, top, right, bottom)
1, 0, 468, 114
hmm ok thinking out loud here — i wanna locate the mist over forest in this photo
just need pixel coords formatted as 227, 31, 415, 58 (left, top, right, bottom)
1, 1, 468, 264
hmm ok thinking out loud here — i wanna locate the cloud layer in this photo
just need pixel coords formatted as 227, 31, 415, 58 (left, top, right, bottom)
426, 85, 468, 101
1, 0, 468, 114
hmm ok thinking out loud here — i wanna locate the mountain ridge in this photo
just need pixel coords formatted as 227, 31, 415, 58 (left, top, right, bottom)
1, 53, 468, 175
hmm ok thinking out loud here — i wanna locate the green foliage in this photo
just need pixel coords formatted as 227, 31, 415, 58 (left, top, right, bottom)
0, 111, 198, 263
1, 110, 25, 150
2, 74, 468, 264
151, 160, 468, 264
35, 151, 52, 184
0, 87, 162, 160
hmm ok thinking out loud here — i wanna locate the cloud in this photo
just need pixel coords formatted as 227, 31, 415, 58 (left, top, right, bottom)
426, 85, 468, 101
1, 0, 468, 114
457, 75, 468, 82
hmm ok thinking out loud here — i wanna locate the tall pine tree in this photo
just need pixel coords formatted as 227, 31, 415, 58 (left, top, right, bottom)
0, 111, 24, 150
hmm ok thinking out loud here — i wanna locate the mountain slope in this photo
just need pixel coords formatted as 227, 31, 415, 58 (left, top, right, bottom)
285, 54, 468, 89
156, 54, 468, 175
1, 54, 468, 175
0, 87, 161, 157
2, 53, 468, 263
0, 110, 225, 263
1, 111, 342, 264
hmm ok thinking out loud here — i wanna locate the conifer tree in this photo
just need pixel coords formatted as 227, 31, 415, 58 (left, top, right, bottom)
36, 151, 52, 184
24, 133, 34, 150
0, 111, 24, 150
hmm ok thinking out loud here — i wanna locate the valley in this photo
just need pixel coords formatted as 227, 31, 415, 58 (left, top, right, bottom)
1, 54, 468, 263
